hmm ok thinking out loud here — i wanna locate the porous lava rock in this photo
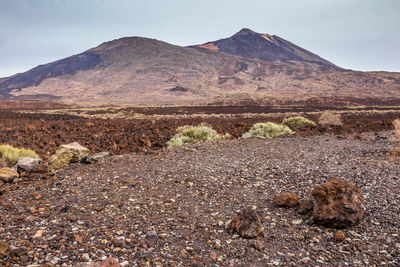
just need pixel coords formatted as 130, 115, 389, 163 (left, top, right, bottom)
76, 257, 120, 267
0, 168, 18, 184
273, 192, 300, 207
311, 178, 364, 228
48, 142, 90, 171
230, 208, 263, 238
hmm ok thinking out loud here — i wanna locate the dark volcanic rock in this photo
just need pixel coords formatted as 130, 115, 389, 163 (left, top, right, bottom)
169, 86, 189, 92
230, 208, 263, 238
311, 178, 364, 228
298, 197, 314, 215
81, 152, 110, 164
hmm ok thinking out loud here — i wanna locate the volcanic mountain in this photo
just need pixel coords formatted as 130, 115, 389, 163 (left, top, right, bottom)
192, 28, 338, 69
1, 28, 399, 105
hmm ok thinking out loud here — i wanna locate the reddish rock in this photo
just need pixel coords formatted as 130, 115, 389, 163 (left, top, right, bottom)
334, 230, 346, 242
77, 257, 120, 267
0, 241, 10, 256
311, 178, 364, 228
230, 208, 263, 238
273, 193, 300, 207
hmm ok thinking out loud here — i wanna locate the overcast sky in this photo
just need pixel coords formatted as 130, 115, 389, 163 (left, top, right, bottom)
0, 0, 399, 77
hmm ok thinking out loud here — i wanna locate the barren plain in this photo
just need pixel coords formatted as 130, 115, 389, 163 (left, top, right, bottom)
0, 102, 400, 266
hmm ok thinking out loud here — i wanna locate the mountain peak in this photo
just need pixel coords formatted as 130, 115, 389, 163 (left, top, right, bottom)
194, 28, 338, 68
234, 28, 258, 35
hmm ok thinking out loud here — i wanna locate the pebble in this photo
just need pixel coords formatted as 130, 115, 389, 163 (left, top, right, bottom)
291, 219, 303, 225
253, 240, 264, 251
82, 253, 90, 262
50, 257, 60, 265
32, 230, 43, 239
224, 219, 232, 230
334, 230, 346, 242
146, 230, 157, 237
214, 239, 222, 249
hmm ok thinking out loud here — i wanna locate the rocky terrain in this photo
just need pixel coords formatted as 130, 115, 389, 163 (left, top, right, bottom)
1, 106, 400, 159
1, 130, 400, 266
0, 105, 400, 266
1, 29, 400, 105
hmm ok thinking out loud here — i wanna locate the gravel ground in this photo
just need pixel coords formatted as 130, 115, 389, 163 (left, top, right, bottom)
1, 131, 400, 266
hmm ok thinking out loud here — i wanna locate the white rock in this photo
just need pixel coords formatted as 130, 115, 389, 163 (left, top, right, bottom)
15, 157, 42, 172
291, 219, 303, 225
120, 260, 129, 267
82, 253, 90, 262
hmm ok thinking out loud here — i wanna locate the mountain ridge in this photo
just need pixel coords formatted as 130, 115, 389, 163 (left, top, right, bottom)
1, 29, 399, 105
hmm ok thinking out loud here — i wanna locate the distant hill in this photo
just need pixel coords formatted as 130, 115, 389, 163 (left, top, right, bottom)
1, 29, 399, 105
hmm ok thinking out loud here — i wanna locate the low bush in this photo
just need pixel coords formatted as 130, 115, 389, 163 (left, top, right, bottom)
167, 124, 231, 148
318, 111, 343, 126
0, 144, 39, 166
241, 122, 293, 139
281, 116, 316, 131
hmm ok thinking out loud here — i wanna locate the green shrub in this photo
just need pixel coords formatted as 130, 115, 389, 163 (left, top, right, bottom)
242, 122, 293, 139
167, 124, 231, 148
0, 144, 38, 166
281, 116, 316, 131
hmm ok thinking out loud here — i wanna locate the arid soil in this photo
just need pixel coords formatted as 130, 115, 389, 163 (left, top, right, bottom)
1, 131, 400, 266
1, 106, 400, 266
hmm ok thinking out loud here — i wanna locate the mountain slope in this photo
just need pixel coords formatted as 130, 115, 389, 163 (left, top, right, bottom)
0, 30, 399, 105
192, 28, 338, 69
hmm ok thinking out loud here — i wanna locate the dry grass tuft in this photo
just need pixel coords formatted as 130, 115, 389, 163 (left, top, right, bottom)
281, 116, 316, 131
167, 124, 231, 148
241, 122, 293, 139
0, 144, 39, 166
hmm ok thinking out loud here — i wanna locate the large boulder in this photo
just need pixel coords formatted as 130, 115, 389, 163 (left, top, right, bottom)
0, 168, 19, 184
230, 208, 263, 238
15, 157, 43, 173
311, 178, 364, 228
48, 142, 90, 171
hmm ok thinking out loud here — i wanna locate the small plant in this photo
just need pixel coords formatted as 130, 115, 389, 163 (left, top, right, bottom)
167, 124, 231, 148
0, 144, 38, 166
241, 122, 293, 139
318, 111, 343, 127
281, 116, 316, 131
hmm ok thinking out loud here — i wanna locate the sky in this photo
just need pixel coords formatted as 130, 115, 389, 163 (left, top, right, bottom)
0, 0, 399, 77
